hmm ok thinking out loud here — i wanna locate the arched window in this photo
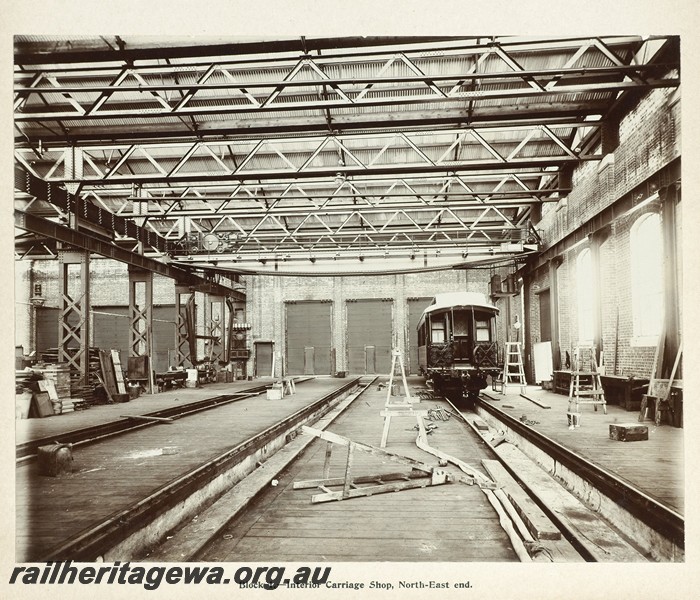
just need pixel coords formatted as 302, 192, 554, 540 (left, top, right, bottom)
630, 212, 663, 344
576, 248, 595, 344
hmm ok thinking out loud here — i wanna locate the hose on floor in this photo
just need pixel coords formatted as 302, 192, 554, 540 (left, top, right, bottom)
414, 418, 551, 562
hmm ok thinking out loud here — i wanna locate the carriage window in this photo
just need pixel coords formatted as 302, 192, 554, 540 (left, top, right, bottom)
431, 320, 446, 343
475, 319, 491, 342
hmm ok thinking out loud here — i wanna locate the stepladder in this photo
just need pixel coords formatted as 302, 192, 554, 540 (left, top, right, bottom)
380, 348, 419, 448
567, 345, 606, 429
501, 342, 526, 393
384, 348, 415, 405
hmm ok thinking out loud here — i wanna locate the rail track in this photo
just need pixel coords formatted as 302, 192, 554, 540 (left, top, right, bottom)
18, 376, 363, 561
18, 376, 682, 563
468, 393, 684, 561
16, 379, 312, 462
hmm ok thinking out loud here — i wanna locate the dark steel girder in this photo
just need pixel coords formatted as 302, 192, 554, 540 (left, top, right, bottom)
116, 199, 556, 220
12, 35, 655, 74
65, 156, 597, 187
14, 36, 458, 66
14, 78, 678, 123
15, 108, 610, 146
15, 167, 169, 253
14, 210, 244, 299
123, 189, 568, 202
14, 64, 671, 95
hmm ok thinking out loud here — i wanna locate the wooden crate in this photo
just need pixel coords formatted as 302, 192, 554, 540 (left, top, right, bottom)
609, 423, 648, 442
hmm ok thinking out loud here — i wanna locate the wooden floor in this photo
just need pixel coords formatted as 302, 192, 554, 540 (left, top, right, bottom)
481, 385, 684, 515
17, 375, 682, 563
15, 377, 347, 562
200, 379, 519, 562
15, 378, 276, 446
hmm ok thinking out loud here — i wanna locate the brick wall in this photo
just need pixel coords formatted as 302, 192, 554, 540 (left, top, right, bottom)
21, 256, 188, 356
526, 83, 681, 380
246, 269, 497, 374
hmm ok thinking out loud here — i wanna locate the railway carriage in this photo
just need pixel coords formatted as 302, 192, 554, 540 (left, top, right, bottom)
417, 292, 502, 405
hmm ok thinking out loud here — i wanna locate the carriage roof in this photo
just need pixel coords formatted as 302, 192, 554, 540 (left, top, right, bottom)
417, 292, 498, 329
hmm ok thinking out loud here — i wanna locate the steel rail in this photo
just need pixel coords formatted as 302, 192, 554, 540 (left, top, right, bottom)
39, 376, 362, 561
475, 397, 684, 550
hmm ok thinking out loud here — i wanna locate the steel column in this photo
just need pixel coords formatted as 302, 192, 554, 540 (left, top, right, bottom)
175, 285, 195, 369
128, 266, 155, 392
58, 249, 90, 386
206, 295, 226, 365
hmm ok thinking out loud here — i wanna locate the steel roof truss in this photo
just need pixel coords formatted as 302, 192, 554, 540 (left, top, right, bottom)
18, 122, 598, 183
15, 74, 678, 123
492, 45, 547, 93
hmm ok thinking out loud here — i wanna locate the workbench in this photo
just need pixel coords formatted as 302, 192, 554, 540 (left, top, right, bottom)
599, 375, 649, 411
155, 371, 187, 391
552, 370, 592, 395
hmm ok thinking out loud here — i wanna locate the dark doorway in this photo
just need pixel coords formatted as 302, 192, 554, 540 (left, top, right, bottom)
539, 290, 551, 342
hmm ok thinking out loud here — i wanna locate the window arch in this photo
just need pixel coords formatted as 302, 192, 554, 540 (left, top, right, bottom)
576, 248, 595, 344
630, 212, 663, 344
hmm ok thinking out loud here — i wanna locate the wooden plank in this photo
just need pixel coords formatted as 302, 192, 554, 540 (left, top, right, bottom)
493, 442, 648, 562
311, 475, 449, 503
98, 349, 119, 398
519, 393, 551, 409
39, 379, 60, 401
379, 409, 428, 417
120, 414, 174, 423
302, 426, 434, 473
111, 349, 127, 394
294, 471, 418, 489
481, 459, 562, 541
32, 392, 54, 418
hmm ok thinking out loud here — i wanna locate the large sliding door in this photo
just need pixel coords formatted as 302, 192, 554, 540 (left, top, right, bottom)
286, 301, 332, 375
346, 299, 393, 374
